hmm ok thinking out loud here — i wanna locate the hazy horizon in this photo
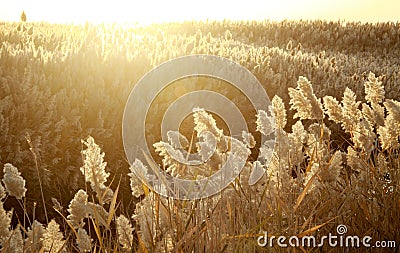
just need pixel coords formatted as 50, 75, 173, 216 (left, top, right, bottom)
1, 0, 399, 25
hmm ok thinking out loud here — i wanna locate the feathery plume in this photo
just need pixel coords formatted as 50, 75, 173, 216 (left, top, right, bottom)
197, 131, 217, 161
51, 198, 63, 213
116, 214, 134, 251
128, 164, 145, 198
193, 108, 223, 139
259, 139, 276, 163
25, 220, 44, 252
319, 151, 343, 183
378, 99, 400, 150
353, 118, 376, 152
20, 11, 27, 22
67, 189, 89, 229
87, 202, 109, 227
167, 130, 189, 149
43, 220, 66, 253
0, 183, 5, 200
2, 163, 26, 199
324, 88, 362, 133
153, 141, 182, 176
364, 72, 385, 105
272, 95, 287, 129
384, 99, 400, 123
362, 103, 385, 128
346, 146, 368, 182
306, 123, 330, 162
77, 228, 92, 252
286, 40, 293, 51
80, 136, 110, 203
0, 203, 11, 246
132, 192, 168, 248
304, 162, 319, 190
341, 87, 362, 132
323, 96, 343, 123
288, 76, 324, 120
8, 225, 23, 253
346, 147, 362, 172
288, 120, 308, 166
242, 131, 256, 149
256, 109, 276, 136
264, 129, 291, 188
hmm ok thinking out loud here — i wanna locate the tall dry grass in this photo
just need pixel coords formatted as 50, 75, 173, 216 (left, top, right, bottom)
0, 72, 398, 252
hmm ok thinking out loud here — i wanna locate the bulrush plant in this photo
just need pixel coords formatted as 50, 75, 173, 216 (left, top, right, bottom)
0, 73, 398, 252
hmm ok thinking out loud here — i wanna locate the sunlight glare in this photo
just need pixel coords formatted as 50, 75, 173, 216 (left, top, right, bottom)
0, 0, 399, 24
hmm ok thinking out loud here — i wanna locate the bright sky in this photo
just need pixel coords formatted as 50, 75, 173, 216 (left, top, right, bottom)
0, 0, 399, 24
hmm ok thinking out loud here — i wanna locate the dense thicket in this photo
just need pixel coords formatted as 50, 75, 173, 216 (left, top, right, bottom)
0, 20, 399, 221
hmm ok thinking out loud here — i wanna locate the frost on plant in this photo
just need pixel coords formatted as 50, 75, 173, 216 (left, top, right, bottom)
322, 151, 343, 183
353, 118, 376, 152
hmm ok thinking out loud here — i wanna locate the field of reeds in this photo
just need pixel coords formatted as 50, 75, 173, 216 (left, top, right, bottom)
0, 20, 399, 252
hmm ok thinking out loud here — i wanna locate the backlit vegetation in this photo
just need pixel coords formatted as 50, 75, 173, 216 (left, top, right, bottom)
0, 20, 399, 252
